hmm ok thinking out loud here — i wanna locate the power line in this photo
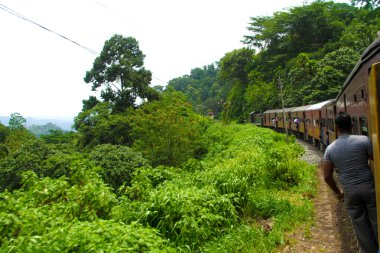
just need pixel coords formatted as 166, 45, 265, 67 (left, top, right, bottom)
0, 3, 99, 56
0, 2, 168, 84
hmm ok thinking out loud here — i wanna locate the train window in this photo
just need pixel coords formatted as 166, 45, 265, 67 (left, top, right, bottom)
360, 117, 368, 136
352, 117, 359, 135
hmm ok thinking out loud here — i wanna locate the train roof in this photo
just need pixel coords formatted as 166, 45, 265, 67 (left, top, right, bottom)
305, 99, 334, 111
263, 109, 282, 114
284, 107, 295, 112
340, 35, 380, 93
291, 105, 311, 112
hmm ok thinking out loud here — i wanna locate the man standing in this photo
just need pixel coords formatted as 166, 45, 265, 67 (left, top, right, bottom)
323, 112, 378, 253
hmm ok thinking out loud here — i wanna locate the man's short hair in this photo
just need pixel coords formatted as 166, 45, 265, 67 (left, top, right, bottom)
335, 112, 352, 132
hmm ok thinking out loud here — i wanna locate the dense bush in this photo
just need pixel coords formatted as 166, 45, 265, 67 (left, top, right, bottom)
0, 123, 316, 252
114, 182, 237, 250
0, 140, 81, 191
89, 144, 150, 191
0, 165, 174, 252
131, 91, 210, 166
0, 139, 53, 191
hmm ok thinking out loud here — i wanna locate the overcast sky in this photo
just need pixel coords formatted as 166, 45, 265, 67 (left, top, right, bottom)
0, 0, 350, 118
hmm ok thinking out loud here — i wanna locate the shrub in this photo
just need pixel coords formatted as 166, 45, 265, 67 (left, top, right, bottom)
0, 139, 52, 191
115, 183, 237, 250
1, 220, 174, 252
89, 144, 150, 191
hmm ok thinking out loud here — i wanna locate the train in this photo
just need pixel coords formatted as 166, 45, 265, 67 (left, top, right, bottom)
255, 34, 380, 150
252, 34, 380, 241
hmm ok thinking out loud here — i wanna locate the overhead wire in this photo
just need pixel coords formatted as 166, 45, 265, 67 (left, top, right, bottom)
0, 1, 168, 84
0, 3, 99, 56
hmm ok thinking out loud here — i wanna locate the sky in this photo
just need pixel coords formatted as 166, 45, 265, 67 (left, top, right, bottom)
0, 0, 350, 119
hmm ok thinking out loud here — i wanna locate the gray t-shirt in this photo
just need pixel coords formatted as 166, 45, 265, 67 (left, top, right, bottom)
323, 134, 373, 188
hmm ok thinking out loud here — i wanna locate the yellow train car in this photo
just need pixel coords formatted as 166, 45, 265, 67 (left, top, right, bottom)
262, 109, 282, 128
290, 105, 310, 138
305, 100, 334, 145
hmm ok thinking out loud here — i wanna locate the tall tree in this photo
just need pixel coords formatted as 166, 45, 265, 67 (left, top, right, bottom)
351, 0, 380, 9
84, 34, 157, 112
131, 91, 209, 166
8, 113, 26, 130
306, 47, 360, 103
218, 48, 255, 123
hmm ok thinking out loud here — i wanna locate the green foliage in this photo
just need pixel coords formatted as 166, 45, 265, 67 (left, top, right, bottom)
74, 102, 133, 147
40, 129, 77, 144
0, 122, 316, 252
8, 112, 26, 130
0, 164, 173, 252
0, 122, 9, 143
3, 128, 36, 154
1, 220, 174, 253
306, 47, 360, 103
247, 191, 292, 219
351, 0, 380, 9
167, 64, 221, 117
114, 183, 237, 250
84, 34, 158, 112
131, 91, 210, 166
89, 144, 150, 191
0, 139, 81, 191
0, 139, 53, 191
119, 166, 182, 201
218, 48, 255, 122
27, 123, 62, 137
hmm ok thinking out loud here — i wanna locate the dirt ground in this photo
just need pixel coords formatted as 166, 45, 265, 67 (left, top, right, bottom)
278, 140, 359, 253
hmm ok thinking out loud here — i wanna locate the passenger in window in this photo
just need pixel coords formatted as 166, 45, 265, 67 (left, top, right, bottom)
323, 112, 377, 253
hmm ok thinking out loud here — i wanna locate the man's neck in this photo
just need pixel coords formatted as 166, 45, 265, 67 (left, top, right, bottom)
338, 131, 351, 136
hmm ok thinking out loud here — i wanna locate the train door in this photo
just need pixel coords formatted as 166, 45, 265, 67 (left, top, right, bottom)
368, 62, 380, 244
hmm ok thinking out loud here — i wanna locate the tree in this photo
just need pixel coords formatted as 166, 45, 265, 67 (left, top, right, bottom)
8, 112, 26, 130
351, 0, 380, 9
306, 47, 360, 103
244, 70, 276, 112
74, 102, 133, 147
89, 144, 150, 191
131, 91, 210, 167
81, 95, 100, 111
285, 53, 317, 106
84, 34, 157, 112
218, 48, 255, 123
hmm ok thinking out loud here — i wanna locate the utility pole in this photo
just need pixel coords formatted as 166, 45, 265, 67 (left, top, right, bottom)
278, 77, 289, 143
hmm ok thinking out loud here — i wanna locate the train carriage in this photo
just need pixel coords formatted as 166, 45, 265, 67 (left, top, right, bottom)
271, 107, 294, 133
336, 37, 380, 136
262, 109, 282, 128
290, 105, 310, 138
305, 100, 334, 146
249, 111, 263, 126
320, 99, 336, 148
282, 107, 295, 133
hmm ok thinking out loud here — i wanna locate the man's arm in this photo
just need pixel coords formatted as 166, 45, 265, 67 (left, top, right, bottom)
323, 160, 344, 200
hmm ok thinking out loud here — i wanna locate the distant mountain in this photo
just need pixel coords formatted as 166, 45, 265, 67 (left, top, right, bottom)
0, 116, 74, 131
27, 123, 63, 136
